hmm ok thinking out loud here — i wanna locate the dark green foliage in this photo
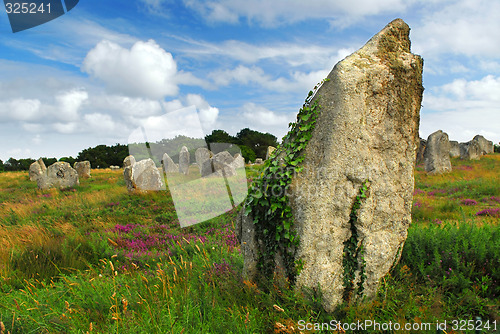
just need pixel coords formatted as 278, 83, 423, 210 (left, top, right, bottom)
342, 181, 368, 302
245, 79, 328, 283
77, 143, 128, 168
495, 144, 500, 153
204, 129, 236, 145
400, 221, 500, 298
59, 156, 76, 165
235, 128, 278, 159
239, 145, 256, 162
0, 159, 3, 172
3, 157, 35, 171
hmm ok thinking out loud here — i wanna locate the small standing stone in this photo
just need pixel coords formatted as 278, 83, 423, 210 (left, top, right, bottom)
37, 162, 79, 190
195, 148, 212, 173
74, 161, 91, 179
162, 153, 178, 173
265, 146, 276, 160
424, 130, 452, 174
178, 146, 190, 175
473, 135, 494, 155
29, 158, 46, 181
460, 141, 481, 160
449, 141, 460, 158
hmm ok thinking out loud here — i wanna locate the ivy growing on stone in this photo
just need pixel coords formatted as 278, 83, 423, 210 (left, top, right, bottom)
244, 78, 329, 283
342, 180, 369, 302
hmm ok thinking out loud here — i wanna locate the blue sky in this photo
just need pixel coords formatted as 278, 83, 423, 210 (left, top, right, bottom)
0, 0, 499, 160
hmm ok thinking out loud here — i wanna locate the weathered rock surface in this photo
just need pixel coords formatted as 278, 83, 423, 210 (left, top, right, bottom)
179, 146, 190, 175
162, 153, 177, 173
231, 153, 245, 169
195, 148, 212, 173
201, 151, 237, 177
473, 135, 493, 155
37, 162, 79, 190
424, 130, 451, 174
449, 141, 460, 158
123, 155, 136, 168
124, 158, 164, 192
29, 158, 46, 181
237, 19, 423, 312
460, 141, 481, 160
415, 138, 426, 165
254, 158, 263, 165
265, 146, 276, 160
74, 161, 91, 179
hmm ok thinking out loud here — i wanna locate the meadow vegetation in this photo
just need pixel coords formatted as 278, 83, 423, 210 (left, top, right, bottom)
0, 155, 498, 333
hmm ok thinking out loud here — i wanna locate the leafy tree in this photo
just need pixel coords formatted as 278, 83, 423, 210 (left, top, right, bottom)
0, 159, 4, 172
239, 145, 256, 163
60, 156, 76, 166
204, 130, 237, 146
42, 157, 57, 167
4, 158, 20, 171
236, 128, 278, 159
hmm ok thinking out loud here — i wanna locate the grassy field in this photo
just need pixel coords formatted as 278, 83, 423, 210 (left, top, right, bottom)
0, 156, 498, 333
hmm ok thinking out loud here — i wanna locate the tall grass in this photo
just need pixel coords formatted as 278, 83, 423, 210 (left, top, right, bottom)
0, 157, 498, 333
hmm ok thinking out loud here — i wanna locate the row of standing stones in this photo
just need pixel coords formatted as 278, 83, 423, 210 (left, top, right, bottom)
417, 131, 495, 174
122, 146, 246, 192
28, 159, 90, 190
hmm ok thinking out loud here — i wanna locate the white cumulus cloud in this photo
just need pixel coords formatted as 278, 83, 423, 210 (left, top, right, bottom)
82, 39, 179, 99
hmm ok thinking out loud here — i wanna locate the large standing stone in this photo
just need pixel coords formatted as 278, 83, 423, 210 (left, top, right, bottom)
37, 162, 79, 190
424, 130, 452, 174
74, 161, 91, 179
449, 141, 460, 158
237, 19, 423, 312
473, 135, 494, 155
460, 141, 481, 160
195, 148, 212, 173
29, 158, 46, 181
415, 138, 426, 165
178, 146, 190, 175
162, 153, 178, 173
124, 158, 164, 192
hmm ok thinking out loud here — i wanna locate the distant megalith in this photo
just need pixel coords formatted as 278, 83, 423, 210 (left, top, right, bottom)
265, 146, 276, 160
179, 146, 190, 175
473, 135, 494, 155
449, 141, 460, 158
74, 161, 91, 179
254, 158, 263, 165
237, 19, 423, 312
37, 162, 79, 190
124, 158, 164, 192
162, 153, 177, 173
195, 148, 211, 174
460, 141, 481, 160
415, 138, 426, 165
201, 151, 237, 177
424, 130, 451, 174
29, 158, 46, 181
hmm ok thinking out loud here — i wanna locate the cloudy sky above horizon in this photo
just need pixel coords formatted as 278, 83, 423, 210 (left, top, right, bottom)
0, 0, 499, 160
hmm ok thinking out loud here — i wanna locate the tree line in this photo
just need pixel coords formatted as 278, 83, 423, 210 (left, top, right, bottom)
0, 128, 278, 172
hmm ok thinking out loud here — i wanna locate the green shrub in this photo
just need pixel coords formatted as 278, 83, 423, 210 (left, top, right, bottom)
400, 221, 499, 299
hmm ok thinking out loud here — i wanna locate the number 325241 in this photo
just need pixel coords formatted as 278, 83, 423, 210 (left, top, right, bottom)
5, 2, 51, 14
